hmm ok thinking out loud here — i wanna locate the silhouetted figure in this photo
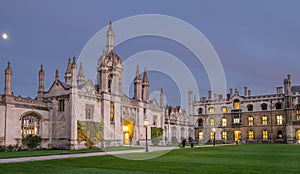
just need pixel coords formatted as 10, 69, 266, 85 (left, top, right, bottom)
190, 138, 194, 148
182, 139, 186, 148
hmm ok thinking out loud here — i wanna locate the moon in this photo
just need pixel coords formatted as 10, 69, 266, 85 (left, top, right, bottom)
2, 33, 8, 40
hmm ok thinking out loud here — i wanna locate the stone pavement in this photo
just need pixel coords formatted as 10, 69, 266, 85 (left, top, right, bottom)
0, 146, 177, 164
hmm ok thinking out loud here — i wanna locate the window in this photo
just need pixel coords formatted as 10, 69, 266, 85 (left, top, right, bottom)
210, 118, 215, 126
153, 115, 157, 126
110, 102, 114, 123
296, 105, 300, 120
197, 119, 203, 127
198, 131, 203, 140
209, 107, 215, 114
21, 115, 40, 136
198, 108, 203, 115
262, 130, 268, 139
210, 131, 215, 140
233, 99, 240, 109
233, 113, 241, 124
221, 106, 227, 113
221, 131, 227, 140
277, 130, 283, 139
262, 116, 268, 125
248, 116, 254, 125
222, 118, 227, 127
86, 105, 94, 120
58, 99, 65, 112
261, 103, 268, 110
247, 104, 253, 111
248, 130, 254, 140
275, 102, 282, 110
276, 115, 283, 125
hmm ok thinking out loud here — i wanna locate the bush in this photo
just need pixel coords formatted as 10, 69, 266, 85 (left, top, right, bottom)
22, 135, 42, 150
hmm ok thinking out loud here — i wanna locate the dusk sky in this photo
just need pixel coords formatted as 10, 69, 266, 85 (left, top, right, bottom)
1, 0, 300, 107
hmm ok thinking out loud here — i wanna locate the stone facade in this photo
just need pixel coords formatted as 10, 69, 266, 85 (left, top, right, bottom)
0, 22, 194, 149
190, 75, 300, 144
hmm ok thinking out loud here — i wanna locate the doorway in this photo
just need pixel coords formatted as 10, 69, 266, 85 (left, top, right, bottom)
234, 130, 241, 142
123, 120, 134, 145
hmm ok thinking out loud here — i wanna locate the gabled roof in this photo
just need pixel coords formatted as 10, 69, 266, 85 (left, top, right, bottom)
44, 80, 71, 93
77, 79, 97, 94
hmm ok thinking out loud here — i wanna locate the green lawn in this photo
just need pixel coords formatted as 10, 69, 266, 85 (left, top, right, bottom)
0, 144, 299, 174
0, 146, 143, 159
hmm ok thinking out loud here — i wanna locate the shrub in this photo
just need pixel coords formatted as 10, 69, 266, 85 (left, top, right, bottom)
22, 135, 42, 150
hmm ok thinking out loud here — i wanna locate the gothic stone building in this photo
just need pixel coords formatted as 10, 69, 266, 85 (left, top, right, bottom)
190, 75, 300, 144
0, 22, 194, 149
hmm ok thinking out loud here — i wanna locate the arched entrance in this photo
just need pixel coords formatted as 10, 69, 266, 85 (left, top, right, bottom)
234, 130, 241, 142
123, 120, 134, 145
297, 130, 300, 143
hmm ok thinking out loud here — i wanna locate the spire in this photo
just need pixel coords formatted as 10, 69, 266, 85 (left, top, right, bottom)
77, 62, 85, 84
55, 69, 59, 82
106, 21, 114, 53
4, 61, 12, 95
134, 65, 142, 101
134, 65, 141, 81
38, 64, 45, 96
142, 68, 149, 83
64, 57, 72, 83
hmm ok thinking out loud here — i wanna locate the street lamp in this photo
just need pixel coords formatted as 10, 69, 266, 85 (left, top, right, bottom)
212, 128, 216, 147
144, 119, 149, 152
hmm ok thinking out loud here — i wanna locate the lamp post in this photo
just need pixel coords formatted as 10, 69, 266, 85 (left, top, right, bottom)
212, 128, 216, 147
144, 119, 149, 152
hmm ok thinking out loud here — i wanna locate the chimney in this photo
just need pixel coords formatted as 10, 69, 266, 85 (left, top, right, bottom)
244, 86, 248, 97
208, 90, 212, 100
213, 93, 217, 100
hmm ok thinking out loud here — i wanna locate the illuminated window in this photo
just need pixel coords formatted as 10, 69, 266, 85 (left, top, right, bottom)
247, 104, 253, 111
198, 131, 203, 140
110, 101, 115, 123
222, 106, 227, 113
209, 107, 215, 114
277, 130, 283, 139
262, 116, 268, 125
261, 103, 267, 110
248, 116, 254, 125
276, 115, 283, 125
297, 130, 300, 140
296, 105, 300, 120
58, 99, 65, 112
233, 99, 240, 109
198, 108, 203, 115
275, 102, 282, 110
21, 115, 40, 136
85, 105, 94, 120
221, 131, 227, 140
210, 118, 215, 126
233, 113, 241, 124
210, 131, 215, 140
222, 118, 227, 127
262, 130, 268, 139
248, 130, 254, 140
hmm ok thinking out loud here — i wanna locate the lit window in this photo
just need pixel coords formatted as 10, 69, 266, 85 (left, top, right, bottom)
110, 102, 114, 123
262, 116, 268, 125
247, 104, 253, 111
276, 115, 283, 125
210, 118, 215, 126
222, 107, 227, 113
296, 105, 300, 120
248, 130, 254, 140
21, 115, 40, 136
261, 103, 268, 110
86, 105, 94, 120
198, 131, 203, 140
233, 114, 241, 124
222, 118, 227, 127
263, 130, 268, 139
277, 130, 283, 139
58, 99, 65, 112
209, 107, 215, 114
221, 131, 227, 140
297, 130, 300, 140
248, 116, 254, 125
233, 99, 240, 109
210, 131, 215, 140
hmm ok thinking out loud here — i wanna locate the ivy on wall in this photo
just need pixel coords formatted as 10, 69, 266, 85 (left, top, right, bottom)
77, 121, 104, 148
151, 127, 163, 145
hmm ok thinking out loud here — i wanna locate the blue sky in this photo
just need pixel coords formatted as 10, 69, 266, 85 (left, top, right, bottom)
0, 0, 300, 107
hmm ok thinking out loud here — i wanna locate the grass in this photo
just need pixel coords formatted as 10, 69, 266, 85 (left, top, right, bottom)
0, 144, 299, 174
0, 146, 143, 159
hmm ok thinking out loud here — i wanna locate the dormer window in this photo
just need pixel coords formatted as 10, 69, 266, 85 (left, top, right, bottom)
261, 103, 268, 110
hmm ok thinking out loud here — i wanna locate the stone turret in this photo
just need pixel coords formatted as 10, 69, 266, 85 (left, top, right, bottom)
64, 58, 72, 83
142, 69, 149, 102
134, 65, 142, 101
4, 61, 12, 96
106, 21, 114, 53
71, 57, 77, 88
38, 64, 45, 96
77, 62, 85, 84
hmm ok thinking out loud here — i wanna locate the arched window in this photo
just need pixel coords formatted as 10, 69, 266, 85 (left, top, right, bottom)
248, 116, 254, 125
261, 103, 268, 110
21, 114, 41, 136
247, 104, 253, 111
221, 131, 227, 140
198, 131, 203, 140
209, 107, 215, 114
198, 108, 203, 115
248, 130, 254, 140
277, 130, 283, 139
233, 99, 240, 109
276, 115, 283, 125
197, 118, 203, 127
221, 106, 227, 113
275, 102, 282, 110
262, 130, 268, 139
262, 116, 268, 125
